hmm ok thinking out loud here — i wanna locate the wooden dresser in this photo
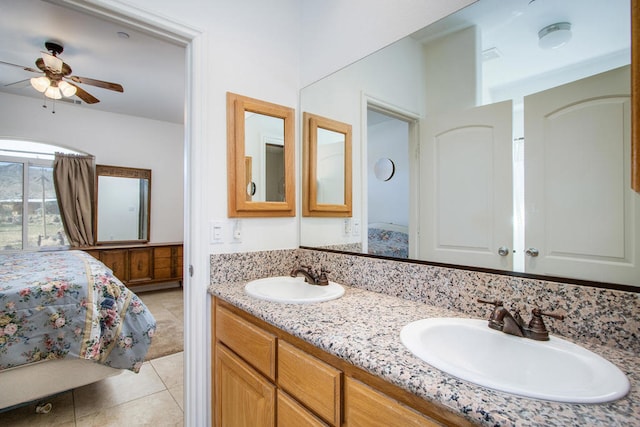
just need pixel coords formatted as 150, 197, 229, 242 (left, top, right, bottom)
85, 242, 183, 288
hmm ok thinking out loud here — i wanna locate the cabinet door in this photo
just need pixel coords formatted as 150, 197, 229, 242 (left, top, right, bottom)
344, 377, 440, 427
215, 344, 275, 427
99, 249, 128, 282
128, 248, 153, 284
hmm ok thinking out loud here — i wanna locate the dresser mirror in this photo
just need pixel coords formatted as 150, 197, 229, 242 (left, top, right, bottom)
303, 112, 352, 217
300, 0, 639, 288
95, 164, 151, 244
227, 92, 295, 217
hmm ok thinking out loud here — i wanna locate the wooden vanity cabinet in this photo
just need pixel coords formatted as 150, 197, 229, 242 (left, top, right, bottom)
85, 242, 183, 288
212, 298, 471, 427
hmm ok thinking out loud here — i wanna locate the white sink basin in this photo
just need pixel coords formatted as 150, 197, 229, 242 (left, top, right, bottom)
244, 276, 345, 304
400, 317, 630, 403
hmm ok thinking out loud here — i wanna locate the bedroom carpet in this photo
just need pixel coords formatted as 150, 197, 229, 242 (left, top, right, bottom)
136, 286, 184, 361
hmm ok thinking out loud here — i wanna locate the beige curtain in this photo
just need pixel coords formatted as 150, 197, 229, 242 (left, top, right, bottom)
53, 153, 95, 247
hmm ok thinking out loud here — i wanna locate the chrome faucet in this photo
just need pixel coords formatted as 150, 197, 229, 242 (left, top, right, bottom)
290, 265, 330, 286
478, 299, 564, 341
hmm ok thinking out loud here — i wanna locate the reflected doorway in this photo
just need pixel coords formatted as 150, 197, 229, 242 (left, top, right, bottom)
366, 106, 414, 258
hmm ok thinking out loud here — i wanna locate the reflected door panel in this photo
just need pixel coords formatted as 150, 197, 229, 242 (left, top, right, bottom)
525, 66, 639, 284
420, 100, 513, 270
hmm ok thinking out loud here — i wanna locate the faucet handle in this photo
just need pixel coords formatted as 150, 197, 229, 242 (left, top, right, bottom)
477, 298, 503, 307
526, 308, 565, 340
317, 266, 330, 286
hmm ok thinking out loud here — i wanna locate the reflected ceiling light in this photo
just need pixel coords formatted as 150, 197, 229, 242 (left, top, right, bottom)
538, 22, 572, 49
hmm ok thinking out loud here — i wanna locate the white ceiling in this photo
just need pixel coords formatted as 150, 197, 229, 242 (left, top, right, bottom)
0, 0, 185, 124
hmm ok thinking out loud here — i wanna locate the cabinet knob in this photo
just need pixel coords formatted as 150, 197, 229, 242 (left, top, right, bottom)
526, 248, 539, 257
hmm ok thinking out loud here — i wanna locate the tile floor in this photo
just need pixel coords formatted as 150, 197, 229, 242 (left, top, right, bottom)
0, 351, 184, 426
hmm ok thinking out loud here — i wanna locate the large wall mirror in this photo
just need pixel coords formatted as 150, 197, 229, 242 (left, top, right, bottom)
303, 112, 352, 217
95, 164, 151, 244
227, 92, 295, 217
300, 0, 640, 288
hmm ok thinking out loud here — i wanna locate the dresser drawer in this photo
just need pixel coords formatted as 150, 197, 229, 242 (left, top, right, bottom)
215, 306, 276, 381
277, 341, 341, 426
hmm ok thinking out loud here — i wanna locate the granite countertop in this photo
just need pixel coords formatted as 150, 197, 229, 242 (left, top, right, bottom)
209, 281, 640, 427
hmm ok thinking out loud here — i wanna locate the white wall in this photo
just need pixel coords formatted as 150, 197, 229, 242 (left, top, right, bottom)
367, 119, 410, 227
0, 91, 183, 243
300, 0, 475, 86
300, 36, 425, 247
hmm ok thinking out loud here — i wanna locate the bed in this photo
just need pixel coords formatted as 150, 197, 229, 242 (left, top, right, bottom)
368, 222, 409, 258
0, 250, 156, 410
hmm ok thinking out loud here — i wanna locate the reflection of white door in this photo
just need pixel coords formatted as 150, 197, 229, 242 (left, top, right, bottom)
524, 66, 638, 285
420, 100, 513, 270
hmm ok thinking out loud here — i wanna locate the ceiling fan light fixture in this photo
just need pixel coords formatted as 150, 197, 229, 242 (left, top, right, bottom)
538, 22, 572, 49
58, 80, 77, 97
30, 76, 50, 92
44, 85, 62, 100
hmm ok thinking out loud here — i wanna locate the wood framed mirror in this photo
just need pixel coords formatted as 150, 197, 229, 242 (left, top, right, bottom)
227, 92, 295, 217
303, 112, 352, 217
95, 164, 151, 244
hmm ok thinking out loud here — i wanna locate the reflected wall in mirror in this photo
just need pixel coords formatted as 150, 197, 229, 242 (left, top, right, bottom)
227, 92, 295, 217
95, 164, 151, 244
303, 112, 352, 217
300, 0, 640, 287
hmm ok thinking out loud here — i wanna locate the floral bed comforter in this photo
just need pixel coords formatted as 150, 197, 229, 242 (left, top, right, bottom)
0, 250, 156, 373
368, 227, 409, 258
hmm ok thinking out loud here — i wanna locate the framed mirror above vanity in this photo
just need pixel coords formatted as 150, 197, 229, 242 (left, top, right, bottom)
95, 164, 151, 244
300, 0, 640, 288
227, 92, 295, 217
302, 112, 352, 217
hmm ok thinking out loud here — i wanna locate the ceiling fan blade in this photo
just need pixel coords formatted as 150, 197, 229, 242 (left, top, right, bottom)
0, 60, 41, 74
41, 51, 63, 73
4, 78, 31, 88
68, 75, 123, 92
69, 83, 100, 104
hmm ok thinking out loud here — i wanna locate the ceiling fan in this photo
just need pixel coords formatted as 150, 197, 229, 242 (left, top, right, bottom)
0, 40, 123, 104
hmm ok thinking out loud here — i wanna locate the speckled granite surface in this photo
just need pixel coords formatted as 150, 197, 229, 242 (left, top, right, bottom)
209, 248, 640, 426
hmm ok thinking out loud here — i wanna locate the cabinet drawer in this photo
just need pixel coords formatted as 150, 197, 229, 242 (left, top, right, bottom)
216, 306, 276, 381
344, 377, 441, 427
277, 390, 328, 427
154, 247, 172, 258
278, 341, 341, 426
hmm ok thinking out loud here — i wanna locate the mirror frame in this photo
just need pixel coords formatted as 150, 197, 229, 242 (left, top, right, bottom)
227, 92, 295, 217
633, 0, 639, 192
302, 112, 353, 217
94, 164, 151, 245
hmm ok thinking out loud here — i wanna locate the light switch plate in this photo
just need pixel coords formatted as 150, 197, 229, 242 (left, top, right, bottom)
210, 221, 224, 244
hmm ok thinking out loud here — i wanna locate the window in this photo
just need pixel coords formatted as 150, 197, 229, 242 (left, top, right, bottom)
0, 140, 80, 250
